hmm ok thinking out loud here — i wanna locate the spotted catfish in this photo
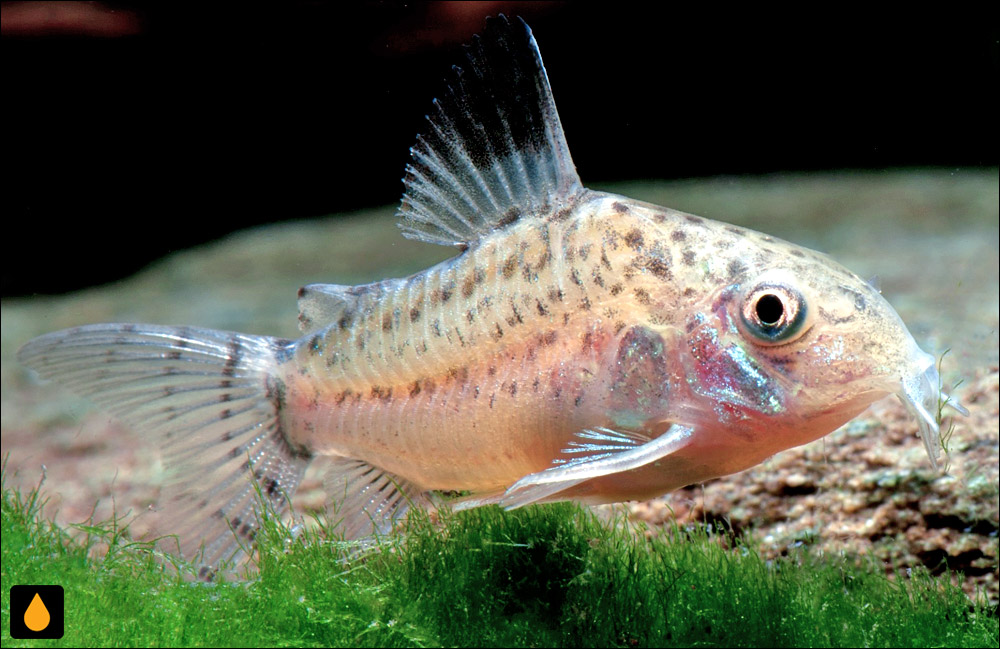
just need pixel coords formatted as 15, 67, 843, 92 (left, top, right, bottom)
19, 15, 965, 574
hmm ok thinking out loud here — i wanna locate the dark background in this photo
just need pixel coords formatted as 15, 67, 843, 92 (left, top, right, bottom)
4, 2, 997, 296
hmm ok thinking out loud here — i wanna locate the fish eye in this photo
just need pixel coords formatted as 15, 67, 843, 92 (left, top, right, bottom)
740, 282, 810, 345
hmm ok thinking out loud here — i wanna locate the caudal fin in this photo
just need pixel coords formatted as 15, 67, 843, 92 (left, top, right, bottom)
18, 324, 311, 577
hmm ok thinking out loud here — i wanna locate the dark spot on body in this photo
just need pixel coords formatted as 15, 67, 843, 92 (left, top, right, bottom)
492, 323, 504, 341
640, 256, 672, 280
551, 206, 573, 222
382, 314, 393, 331
503, 255, 518, 279
612, 201, 630, 214
370, 385, 393, 401
610, 283, 624, 296
532, 250, 550, 273
671, 230, 687, 242
540, 330, 558, 346
682, 250, 696, 266
547, 287, 564, 303
684, 215, 703, 225
497, 207, 521, 227
220, 409, 232, 420
508, 381, 517, 397
266, 376, 287, 410
624, 229, 644, 250
727, 259, 748, 280
409, 381, 422, 397
410, 307, 421, 322
725, 226, 746, 236
789, 249, 805, 258
634, 288, 651, 305
462, 275, 476, 298
536, 299, 549, 316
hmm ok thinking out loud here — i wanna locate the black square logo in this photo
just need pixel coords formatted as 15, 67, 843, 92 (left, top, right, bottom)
9, 585, 64, 639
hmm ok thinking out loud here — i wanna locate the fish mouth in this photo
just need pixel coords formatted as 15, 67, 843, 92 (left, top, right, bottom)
896, 350, 968, 470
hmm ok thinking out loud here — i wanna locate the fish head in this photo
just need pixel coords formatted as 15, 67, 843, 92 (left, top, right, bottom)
674, 232, 959, 467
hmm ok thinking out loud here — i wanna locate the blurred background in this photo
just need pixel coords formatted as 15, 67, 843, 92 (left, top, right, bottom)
4, 1, 997, 296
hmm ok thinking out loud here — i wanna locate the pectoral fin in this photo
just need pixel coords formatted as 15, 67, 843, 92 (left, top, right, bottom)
500, 424, 694, 509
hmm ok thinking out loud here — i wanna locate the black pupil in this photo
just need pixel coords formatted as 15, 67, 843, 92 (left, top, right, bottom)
755, 294, 784, 326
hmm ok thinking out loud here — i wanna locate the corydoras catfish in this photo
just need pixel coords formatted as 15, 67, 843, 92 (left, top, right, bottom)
19, 16, 966, 575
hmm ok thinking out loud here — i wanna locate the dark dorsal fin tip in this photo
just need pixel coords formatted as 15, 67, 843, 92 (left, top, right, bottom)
397, 14, 582, 249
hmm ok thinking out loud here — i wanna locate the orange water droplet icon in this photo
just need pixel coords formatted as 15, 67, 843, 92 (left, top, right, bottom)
24, 592, 51, 632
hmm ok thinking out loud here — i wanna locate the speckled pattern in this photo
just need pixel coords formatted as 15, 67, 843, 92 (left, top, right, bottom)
3, 171, 996, 602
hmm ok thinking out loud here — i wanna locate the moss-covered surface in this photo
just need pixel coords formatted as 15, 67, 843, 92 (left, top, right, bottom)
3, 473, 997, 647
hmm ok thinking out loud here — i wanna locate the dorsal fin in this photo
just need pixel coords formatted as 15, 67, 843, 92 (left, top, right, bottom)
397, 14, 583, 249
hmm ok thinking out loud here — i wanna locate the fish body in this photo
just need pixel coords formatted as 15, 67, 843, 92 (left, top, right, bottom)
18, 16, 963, 574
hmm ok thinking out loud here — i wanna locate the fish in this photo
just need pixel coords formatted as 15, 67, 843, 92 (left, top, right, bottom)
18, 15, 966, 576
